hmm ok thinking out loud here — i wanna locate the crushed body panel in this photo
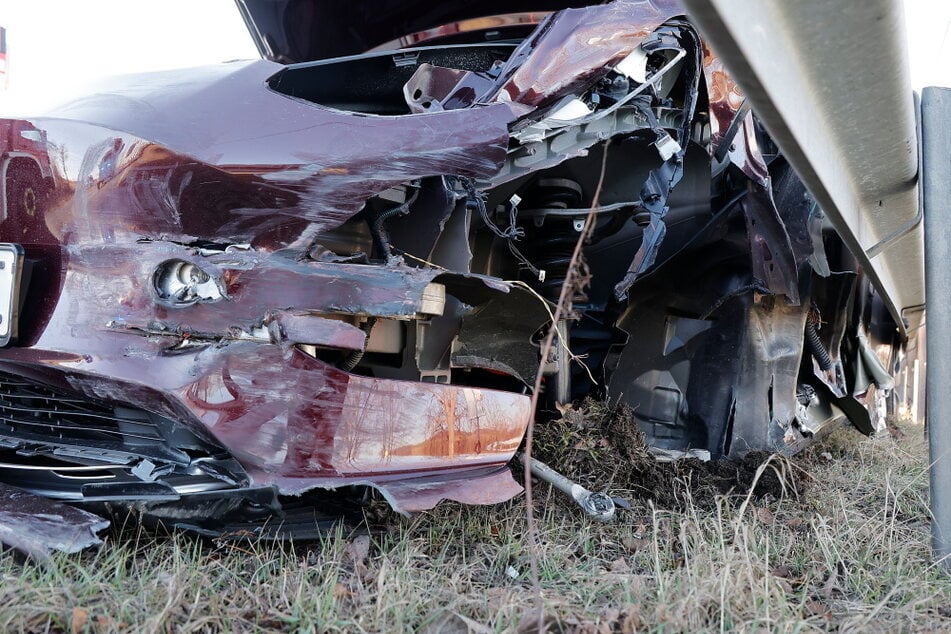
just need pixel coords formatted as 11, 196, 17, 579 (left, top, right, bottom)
0, 482, 109, 558
0, 0, 911, 538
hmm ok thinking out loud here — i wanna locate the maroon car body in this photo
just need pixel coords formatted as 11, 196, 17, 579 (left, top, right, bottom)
0, 0, 899, 548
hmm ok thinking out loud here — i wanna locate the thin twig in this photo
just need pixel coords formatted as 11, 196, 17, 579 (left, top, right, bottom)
504, 280, 598, 386
523, 141, 612, 630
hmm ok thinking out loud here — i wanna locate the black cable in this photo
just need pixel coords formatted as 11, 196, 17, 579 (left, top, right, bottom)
805, 320, 834, 371
369, 184, 421, 258
461, 177, 522, 241
339, 318, 376, 372
458, 176, 542, 279
699, 281, 772, 320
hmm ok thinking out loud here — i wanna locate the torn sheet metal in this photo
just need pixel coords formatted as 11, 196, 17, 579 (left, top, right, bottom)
741, 183, 801, 305
267, 310, 367, 351
43, 61, 515, 240
0, 483, 108, 558
353, 466, 524, 514
490, 0, 681, 109
181, 343, 531, 489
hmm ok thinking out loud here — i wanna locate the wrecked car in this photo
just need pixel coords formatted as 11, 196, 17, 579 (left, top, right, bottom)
0, 0, 918, 550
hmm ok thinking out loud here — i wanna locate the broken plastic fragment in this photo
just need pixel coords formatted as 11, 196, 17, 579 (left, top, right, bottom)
547, 97, 593, 122
654, 132, 682, 161
648, 447, 712, 462
616, 47, 650, 83
0, 483, 109, 559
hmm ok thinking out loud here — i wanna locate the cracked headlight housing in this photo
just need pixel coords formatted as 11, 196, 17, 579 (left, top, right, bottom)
152, 259, 223, 307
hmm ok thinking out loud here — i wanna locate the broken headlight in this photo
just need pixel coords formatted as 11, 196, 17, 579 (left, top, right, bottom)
152, 259, 223, 307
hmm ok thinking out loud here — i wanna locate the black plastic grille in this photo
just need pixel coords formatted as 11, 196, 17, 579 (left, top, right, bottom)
0, 372, 165, 446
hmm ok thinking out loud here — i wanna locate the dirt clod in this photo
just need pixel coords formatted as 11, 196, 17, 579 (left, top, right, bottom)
533, 399, 807, 509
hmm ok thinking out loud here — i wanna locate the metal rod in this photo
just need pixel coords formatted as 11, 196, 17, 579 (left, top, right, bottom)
516, 453, 616, 522
922, 87, 951, 568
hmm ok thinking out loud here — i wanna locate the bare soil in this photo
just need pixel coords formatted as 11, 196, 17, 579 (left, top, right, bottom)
532, 399, 808, 509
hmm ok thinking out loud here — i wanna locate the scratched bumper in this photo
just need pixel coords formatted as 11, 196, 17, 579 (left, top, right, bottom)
182, 343, 531, 510
0, 198, 534, 524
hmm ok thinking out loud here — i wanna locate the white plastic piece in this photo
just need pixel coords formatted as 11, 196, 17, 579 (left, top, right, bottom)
654, 133, 682, 161
419, 282, 446, 316
648, 447, 712, 462
616, 47, 650, 83
515, 123, 551, 143
547, 97, 593, 123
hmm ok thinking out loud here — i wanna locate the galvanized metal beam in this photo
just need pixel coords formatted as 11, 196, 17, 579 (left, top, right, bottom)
922, 87, 951, 568
680, 0, 923, 336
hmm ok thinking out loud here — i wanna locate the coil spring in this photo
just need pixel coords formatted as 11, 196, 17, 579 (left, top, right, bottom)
520, 178, 586, 301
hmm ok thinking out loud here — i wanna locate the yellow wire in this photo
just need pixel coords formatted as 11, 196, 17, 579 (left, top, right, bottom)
402, 251, 449, 270
502, 280, 598, 387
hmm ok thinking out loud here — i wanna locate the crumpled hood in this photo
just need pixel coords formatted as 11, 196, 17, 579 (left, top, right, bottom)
234, 0, 596, 63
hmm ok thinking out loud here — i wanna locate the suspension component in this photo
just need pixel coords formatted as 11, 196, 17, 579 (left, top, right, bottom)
518, 178, 586, 301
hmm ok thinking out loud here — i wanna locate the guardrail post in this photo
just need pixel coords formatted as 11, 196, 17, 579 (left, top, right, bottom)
923, 86, 951, 568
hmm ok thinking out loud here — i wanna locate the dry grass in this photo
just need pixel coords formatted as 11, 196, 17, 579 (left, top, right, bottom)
1, 421, 949, 633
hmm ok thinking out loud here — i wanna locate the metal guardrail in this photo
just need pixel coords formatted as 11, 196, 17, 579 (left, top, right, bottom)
680, 0, 924, 336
